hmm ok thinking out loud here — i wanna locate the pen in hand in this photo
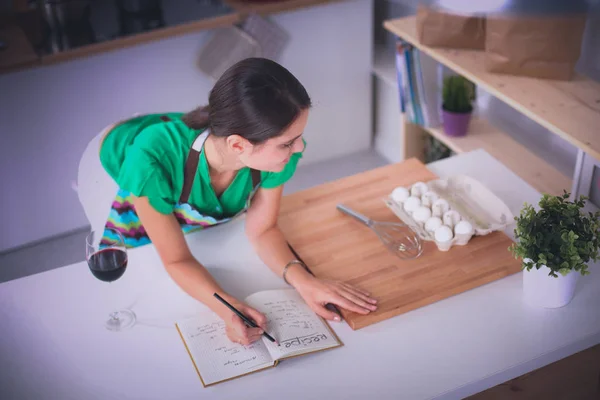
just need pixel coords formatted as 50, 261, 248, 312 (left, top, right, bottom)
213, 293, 279, 346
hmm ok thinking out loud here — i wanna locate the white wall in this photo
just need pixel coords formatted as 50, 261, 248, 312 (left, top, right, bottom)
0, 0, 373, 252
374, 76, 402, 163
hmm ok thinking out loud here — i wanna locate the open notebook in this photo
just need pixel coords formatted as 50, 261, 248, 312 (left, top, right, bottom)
176, 288, 343, 387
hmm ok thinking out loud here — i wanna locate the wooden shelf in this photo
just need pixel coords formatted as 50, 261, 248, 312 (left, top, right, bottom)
421, 117, 572, 196
1, 0, 340, 74
40, 13, 239, 67
224, 0, 341, 15
384, 16, 600, 162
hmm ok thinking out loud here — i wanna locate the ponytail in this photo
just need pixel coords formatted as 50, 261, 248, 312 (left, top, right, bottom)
181, 105, 210, 130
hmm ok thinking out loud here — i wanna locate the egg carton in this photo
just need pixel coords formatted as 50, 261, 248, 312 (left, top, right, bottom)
383, 175, 514, 251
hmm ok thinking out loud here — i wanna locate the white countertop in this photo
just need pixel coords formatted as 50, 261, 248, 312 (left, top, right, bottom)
1, 149, 599, 400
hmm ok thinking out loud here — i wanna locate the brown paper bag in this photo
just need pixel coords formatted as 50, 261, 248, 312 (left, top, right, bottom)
485, 15, 587, 80
416, 6, 485, 50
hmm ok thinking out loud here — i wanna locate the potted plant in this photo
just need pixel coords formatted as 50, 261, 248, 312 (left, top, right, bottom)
441, 75, 475, 137
509, 192, 600, 308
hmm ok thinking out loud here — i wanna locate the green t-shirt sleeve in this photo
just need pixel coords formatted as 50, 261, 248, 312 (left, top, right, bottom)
260, 139, 306, 189
117, 146, 175, 215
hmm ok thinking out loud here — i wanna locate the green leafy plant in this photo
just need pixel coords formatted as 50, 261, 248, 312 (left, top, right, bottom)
509, 191, 600, 278
442, 75, 475, 113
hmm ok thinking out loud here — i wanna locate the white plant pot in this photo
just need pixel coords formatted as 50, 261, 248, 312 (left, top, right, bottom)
522, 262, 580, 308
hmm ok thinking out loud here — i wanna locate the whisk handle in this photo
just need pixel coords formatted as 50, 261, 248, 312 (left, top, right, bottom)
336, 204, 371, 226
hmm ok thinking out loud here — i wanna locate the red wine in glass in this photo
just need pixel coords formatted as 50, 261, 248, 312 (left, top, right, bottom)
86, 228, 136, 331
88, 248, 128, 282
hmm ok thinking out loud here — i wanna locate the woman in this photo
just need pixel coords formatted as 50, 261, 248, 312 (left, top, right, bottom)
88, 58, 377, 345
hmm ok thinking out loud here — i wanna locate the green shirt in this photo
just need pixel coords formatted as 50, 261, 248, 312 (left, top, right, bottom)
99, 113, 303, 217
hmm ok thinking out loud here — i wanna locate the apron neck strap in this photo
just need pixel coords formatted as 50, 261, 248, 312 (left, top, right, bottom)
179, 129, 262, 205
250, 168, 261, 189
191, 130, 208, 152
180, 130, 210, 204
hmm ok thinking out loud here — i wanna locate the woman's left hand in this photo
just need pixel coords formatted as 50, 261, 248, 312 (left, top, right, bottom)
291, 275, 378, 321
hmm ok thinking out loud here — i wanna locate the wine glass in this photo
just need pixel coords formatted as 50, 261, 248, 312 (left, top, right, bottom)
86, 228, 136, 332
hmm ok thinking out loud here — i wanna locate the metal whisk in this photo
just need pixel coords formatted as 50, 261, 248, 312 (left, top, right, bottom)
337, 204, 423, 260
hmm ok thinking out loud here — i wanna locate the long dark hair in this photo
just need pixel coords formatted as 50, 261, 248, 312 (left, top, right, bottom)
182, 58, 311, 144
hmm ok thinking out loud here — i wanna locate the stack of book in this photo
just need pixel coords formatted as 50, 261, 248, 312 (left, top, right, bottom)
394, 39, 443, 129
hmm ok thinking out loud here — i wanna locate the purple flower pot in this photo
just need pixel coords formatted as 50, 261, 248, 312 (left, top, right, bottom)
442, 109, 472, 137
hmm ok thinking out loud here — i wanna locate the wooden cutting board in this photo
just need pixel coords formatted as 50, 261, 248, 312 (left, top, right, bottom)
278, 158, 522, 330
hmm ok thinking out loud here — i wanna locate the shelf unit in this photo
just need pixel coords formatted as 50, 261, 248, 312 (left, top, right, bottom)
0, 0, 341, 74
41, 13, 239, 67
382, 15, 600, 196
372, 41, 572, 196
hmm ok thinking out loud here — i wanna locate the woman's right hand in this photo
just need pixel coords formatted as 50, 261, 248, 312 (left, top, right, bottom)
132, 197, 269, 346
220, 297, 268, 346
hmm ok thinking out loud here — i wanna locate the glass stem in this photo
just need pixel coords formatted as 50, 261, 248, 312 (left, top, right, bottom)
109, 281, 121, 321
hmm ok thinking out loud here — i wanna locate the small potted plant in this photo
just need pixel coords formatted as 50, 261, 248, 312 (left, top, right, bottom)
441, 75, 474, 137
509, 192, 600, 308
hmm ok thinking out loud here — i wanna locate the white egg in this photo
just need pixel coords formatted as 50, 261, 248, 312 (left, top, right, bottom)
455, 220, 474, 235
410, 181, 429, 197
443, 210, 461, 228
391, 187, 410, 203
425, 216, 443, 233
413, 206, 432, 223
434, 225, 453, 242
432, 198, 450, 217
421, 191, 439, 208
403, 196, 421, 213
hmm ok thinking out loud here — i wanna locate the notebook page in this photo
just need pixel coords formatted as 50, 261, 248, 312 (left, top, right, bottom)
177, 313, 274, 386
245, 289, 340, 360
